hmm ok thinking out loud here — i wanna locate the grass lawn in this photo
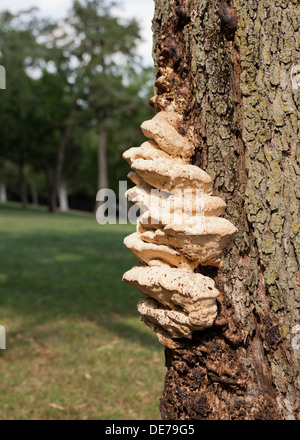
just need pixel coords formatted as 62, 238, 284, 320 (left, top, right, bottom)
0, 203, 165, 420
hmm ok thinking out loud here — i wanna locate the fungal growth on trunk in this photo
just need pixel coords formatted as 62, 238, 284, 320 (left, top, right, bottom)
122, 111, 237, 348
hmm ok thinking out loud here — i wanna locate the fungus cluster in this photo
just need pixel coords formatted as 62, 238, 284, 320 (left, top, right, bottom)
122, 111, 237, 348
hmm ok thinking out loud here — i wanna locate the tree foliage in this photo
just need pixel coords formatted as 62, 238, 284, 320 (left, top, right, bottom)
0, 1, 154, 211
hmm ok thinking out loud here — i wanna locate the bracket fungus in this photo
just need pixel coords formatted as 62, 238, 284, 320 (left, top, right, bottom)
122, 111, 237, 348
131, 158, 213, 194
140, 111, 193, 161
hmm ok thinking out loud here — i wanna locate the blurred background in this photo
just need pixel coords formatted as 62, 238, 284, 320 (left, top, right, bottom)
0, 0, 166, 420
0, 0, 155, 212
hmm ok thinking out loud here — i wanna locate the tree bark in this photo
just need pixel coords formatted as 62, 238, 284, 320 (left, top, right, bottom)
152, 0, 300, 420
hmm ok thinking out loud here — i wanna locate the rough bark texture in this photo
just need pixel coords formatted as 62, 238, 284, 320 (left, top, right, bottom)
152, 0, 300, 420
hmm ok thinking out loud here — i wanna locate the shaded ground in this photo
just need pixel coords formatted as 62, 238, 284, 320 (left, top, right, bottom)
0, 203, 165, 420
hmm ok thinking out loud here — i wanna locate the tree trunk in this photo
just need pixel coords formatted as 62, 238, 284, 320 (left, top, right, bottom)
58, 181, 69, 212
0, 182, 7, 203
46, 166, 56, 214
95, 125, 109, 213
152, 0, 300, 420
31, 181, 39, 206
98, 125, 108, 192
19, 161, 28, 210
52, 96, 77, 213
52, 128, 72, 213
49, 182, 57, 214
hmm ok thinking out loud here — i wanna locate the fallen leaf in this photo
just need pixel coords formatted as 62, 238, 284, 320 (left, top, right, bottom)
73, 403, 87, 411
49, 403, 65, 411
84, 373, 92, 380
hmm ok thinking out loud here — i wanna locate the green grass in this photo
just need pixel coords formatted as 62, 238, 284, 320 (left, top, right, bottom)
0, 203, 165, 420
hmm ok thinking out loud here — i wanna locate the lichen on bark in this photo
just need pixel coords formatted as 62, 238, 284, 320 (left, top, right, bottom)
152, 0, 300, 420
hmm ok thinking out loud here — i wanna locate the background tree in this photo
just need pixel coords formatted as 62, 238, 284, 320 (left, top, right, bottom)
30, 70, 77, 213
69, 0, 143, 200
0, 10, 44, 208
151, 0, 300, 420
0, 2, 154, 213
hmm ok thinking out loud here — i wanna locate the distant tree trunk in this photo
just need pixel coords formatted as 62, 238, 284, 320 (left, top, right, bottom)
98, 125, 108, 192
31, 181, 39, 205
0, 182, 7, 203
153, 0, 300, 420
46, 166, 56, 214
51, 127, 72, 213
95, 124, 109, 213
52, 96, 77, 213
19, 161, 28, 210
49, 183, 57, 214
58, 181, 69, 212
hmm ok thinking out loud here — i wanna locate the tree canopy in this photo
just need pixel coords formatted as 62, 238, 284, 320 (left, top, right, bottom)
0, 0, 154, 212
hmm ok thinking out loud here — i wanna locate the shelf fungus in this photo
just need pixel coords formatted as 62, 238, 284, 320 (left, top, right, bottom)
122, 111, 237, 348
